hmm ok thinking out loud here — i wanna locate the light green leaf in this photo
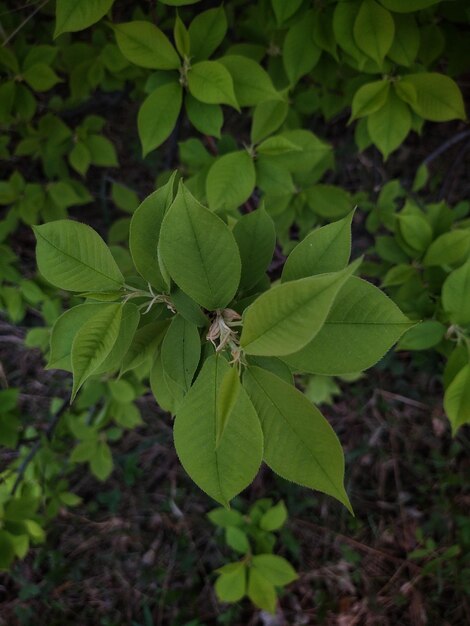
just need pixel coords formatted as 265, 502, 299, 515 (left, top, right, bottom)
354, 0, 395, 66
218, 55, 280, 106
71, 303, 123, 400
397, 320, 445, 351
248, 567, 276, 614
283, 277, 414, 375
240, 260, 361, 357
188, 61, 239, 110
90, 441, 113, 481
442, 259, 470, 326
305, 184, 353, 220
282, 212, 353, 282
251, 99, 288, 144
206, 151, 256, 211
423, 230, 470, 267
226, 526, 250, 553
215, 563, 246, 603
138, 81, 182, 156
243, 366, 351, 511
283, 11, 321, 85
388, 14, 420, 66
216, 366, 241, 448
251, 554, 297, 586
208, 508, 244, 528
397, 213, 433, 254
350, 80, 390, 121
233, 207, 276, 291
112, 21, 180, 70
55, 0, 114, 37
86, 135, 118, 167
401, 73, 466, 122
34, 220, 124, 292
69, 141, 91, 176
444, 364, 470, 434
173, 14, 190, 58
129, 172, 177, 291
120, 320, 169, 375
94, 302, 140, 375
257, 136, 301, 156
260, 501, 287, 531
367, 89, 411, 159
185, 94, 223, 138
159, 183, 241, 310
173, 355, 263, 506
188, 7, 227, 60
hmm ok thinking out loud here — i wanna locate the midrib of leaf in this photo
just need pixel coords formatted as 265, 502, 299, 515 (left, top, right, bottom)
36, 229, 122, 286
185, 202, 214, 304
249, 372, 344, 500
212, 358, 226, 505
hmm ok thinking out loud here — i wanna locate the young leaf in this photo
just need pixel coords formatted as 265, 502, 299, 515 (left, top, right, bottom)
185, 94, 223, 138
23, 64, 61, 92
282, 212, 353, 282
251, 555, 297, 586
251, 99, 288, 144
34, 220, 124, 292
240, 259, 361, 357
243, 366, 351, 511
283, 277, 414, 375
283, 11, 321, 85
206, 151, 256, 211
173, 355, 263, 506
129, 172, 177, 292
388, 14, 420, 67
353, 0, 395, 66
188, 7, 227, 60
259, 501, 287, 531
94, 302, 140, 375
112, 21, 180, 69
218, 55, 280, 106
248, 567, 276, 614
233, 207, 276, 291
187, 61, 239, 110
71, 303, 123, 400
350, 80, 390, 121
138, 81, 183, 156
90, 441, 113, 481
215, 562, 246, 603
401, 73, 466, 122
55, 0, 114, 37
159, 183, 241, 310
120, 321, 169, 375
444, 364, 470, 434
367, 90, 411, 159
423, 230, 470, 267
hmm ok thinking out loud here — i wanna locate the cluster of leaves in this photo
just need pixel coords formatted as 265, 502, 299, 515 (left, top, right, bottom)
209, 499, 297, 613
363, 177, 470, 432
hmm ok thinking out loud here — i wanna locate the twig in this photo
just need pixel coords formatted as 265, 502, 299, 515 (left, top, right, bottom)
377, 389, 430, 410
11, 400, 68, 495
2, 0, 50, 47
422, 129, 470, 167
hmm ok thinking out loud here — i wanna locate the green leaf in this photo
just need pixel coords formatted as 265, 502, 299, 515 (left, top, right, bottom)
367, 89, 411, 159
257, 136, 301, 156
218, 55, 280, 106
350, 80, 390, 121
271, 0, 303, 24
305, 184, 353, 221
208, 507, 244, 528
120, 320, 169, 375
401, 73, 466, 122
388, 14, 420, 67
188, 7, 227, 61
216, 366, 241, 448
397, 213, 433, 254
173, 355, 263, 506
240, 260, 361, 357
282, 212, 353, 282
251, 554, 297, 586
138, 81, 182, 156
48, 302, 115, 371
55, 0, 114, 37
150, 351, 178, 414
69, 141, 91, 176
71, 303, 123, 400
90, 440, 113, 481
233, 207, 276, 291
23, 64, 61, 92
248, 567, 276, 614
187, 61, 239, 110
423, 230, 470, 267
379, 0, 441, 12
86, 135, 118, 167
34, 220, 124, 292
397, 320, 445, 351
215, 562, 246, 603
206, 151, 256, 211
260, 501, 287, 531
94, 302, 140, 375
251, 100, 288, 144
159, 183, 241, 310
226, 526, 250, 553
283, 11, 321, 85
243, 367, 351, 511
161, 315, 201, 399
111, 183, 139, 214
112, 21, 180, 70
283, 277, 414, 375
353, 0, 395, 66
444, 364, 470, 434
185, 94, 222, 138
174, 14, 190, 58
129, 173, 177, 291
442, 259, 470, 326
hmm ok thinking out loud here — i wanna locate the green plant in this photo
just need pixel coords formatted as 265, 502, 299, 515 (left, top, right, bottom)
209, 499, 297, 613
